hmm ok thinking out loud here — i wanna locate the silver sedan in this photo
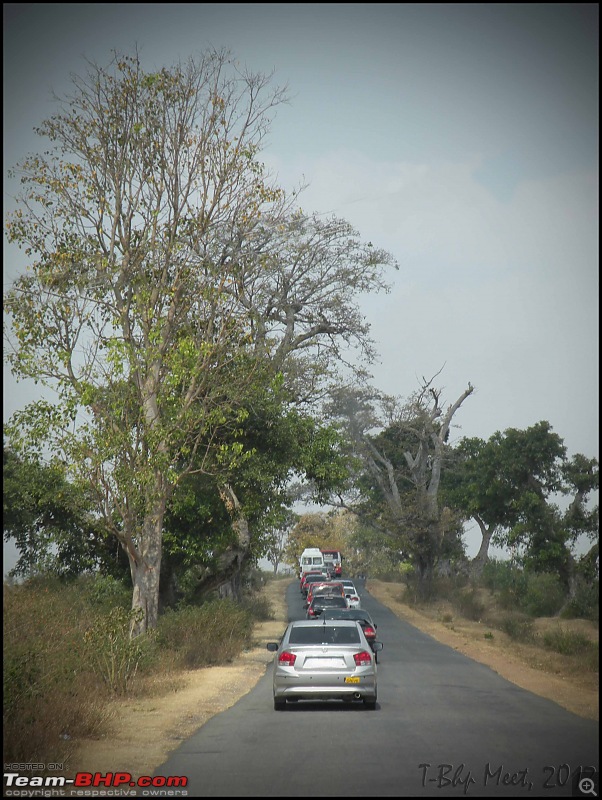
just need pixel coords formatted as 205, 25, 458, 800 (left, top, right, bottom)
266, 619, 383, 710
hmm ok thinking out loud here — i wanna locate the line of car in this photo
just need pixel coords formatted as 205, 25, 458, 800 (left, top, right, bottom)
266, 572, 383, 711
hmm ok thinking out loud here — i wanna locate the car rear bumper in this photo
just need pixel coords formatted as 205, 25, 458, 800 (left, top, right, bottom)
274, 684, 377, 700
273, 670, 377, 700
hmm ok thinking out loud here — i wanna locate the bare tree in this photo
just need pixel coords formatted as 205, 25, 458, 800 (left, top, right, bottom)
328, 376, 473, 595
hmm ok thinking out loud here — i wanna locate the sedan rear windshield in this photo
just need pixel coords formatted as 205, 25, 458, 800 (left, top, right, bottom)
311, 597, 347, 607
289, 626, 361, 645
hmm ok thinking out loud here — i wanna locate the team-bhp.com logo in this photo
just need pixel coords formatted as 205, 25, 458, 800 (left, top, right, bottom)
4, 771, 188, 793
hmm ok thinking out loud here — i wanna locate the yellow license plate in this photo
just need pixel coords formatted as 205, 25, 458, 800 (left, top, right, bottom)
345, 676, 360, 684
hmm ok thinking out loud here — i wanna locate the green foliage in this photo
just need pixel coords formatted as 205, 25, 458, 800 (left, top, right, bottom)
560, 580, 599, 622
3, 445, 110, 578
445, 427, 598, 588
481, 560, 567, 617
83, 574, 132, 610
521, 572, 566, 617
162, 381, 350, 595
481, 559, 529, 608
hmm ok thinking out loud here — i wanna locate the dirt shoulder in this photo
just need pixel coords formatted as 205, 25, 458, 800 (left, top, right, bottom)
68, 576, 598, 783
367, 578, 598, 722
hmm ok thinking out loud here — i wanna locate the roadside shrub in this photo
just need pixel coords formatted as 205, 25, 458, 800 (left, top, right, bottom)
561, 581, 599, 622
83, 607, 156, 694
498, 613, 536, 642
497, 570, 529, 610
240, 592, 274, 622
521, 572, 566, 617
83, 574, 131, 610
481, 559, 517, 592
3, 580, 111, 765
156, 599, 254, 669
481, 559, 529, 608
542, 627, 596, 656
453, 588, 486, 621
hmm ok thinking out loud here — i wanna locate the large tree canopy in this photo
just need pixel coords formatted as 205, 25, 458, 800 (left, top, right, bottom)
443, 422, 599, 584
4, 49, 396, 633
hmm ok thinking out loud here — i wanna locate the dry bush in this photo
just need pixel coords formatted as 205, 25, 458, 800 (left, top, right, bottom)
155, 599, 254, 669
3, 580, 113, 765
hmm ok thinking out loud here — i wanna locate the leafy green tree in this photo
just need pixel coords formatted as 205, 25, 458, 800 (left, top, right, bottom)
4, 50, 395, 633
444, 422, 598, 586
162, 381, 349, 600
3, 445, 116, 578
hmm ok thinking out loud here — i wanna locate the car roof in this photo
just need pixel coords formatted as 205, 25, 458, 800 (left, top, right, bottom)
311, 581, 343, 587
323, 609, 373, 620
290, 619, 359, 627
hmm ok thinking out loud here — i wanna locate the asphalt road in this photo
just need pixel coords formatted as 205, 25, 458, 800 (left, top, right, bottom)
154, 578, 599, 797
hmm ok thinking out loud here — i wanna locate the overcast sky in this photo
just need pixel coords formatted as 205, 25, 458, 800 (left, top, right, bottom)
3, 4, 599, 561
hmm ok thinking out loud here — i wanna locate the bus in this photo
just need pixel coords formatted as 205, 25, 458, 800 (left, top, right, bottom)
321, 549, 343, 577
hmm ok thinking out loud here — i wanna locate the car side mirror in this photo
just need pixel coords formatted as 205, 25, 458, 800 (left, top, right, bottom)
314, 608, 323, 616
266, 642, 279, 652
372, 641, 383, 651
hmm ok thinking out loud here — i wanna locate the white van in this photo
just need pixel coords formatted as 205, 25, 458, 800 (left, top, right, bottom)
298, 547, 325, 578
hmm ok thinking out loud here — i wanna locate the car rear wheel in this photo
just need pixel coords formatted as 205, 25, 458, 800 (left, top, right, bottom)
364, 696, 377, 710
274, 697, 286, 711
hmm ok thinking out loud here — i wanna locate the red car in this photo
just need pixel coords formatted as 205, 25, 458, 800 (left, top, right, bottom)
304, 581, 345, 609
300, 572, 329, 596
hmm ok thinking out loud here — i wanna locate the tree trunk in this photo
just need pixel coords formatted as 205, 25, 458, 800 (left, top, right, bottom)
557, 550, 580, 617
128, 497, 166, 637
470, 516, 495, 579
191, 484, 253, 601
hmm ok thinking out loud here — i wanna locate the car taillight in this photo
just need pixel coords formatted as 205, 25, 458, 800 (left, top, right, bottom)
353, 651, 372, 666
278, 651, 297, 666
363, 626, 376, 638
